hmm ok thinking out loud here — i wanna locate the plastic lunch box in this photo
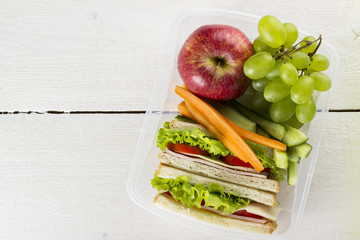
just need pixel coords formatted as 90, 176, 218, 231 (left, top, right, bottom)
127, 9, 337, 239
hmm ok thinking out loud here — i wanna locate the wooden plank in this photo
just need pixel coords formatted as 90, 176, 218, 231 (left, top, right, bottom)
0, 113, 358, 239
0, 0, 359, 111
0, 114, 143, 239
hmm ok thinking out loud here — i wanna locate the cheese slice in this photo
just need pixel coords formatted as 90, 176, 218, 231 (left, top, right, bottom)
201, 203, 281, 222
240, 203, 282, 221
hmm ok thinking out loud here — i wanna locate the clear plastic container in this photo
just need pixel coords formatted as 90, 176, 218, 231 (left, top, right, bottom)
127, 9, 337, 239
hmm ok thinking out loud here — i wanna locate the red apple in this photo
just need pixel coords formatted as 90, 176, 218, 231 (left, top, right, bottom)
178, 25, 254, 101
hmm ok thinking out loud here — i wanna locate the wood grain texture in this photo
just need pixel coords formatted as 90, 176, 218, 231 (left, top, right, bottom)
0, 1, 358, 239
0, 114, 145, 240
0, 0, 359, 111
0, 113, 358, 240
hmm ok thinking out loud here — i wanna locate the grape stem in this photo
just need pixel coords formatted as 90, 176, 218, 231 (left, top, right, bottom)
308, 36, 322, 58
300, 69, 305, 77
273, 35, 322, 60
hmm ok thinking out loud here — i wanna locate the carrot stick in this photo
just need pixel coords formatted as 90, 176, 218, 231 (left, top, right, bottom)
185, 101, 249, 163
181, 101, 249, 162
226, 120, 287, 151
178, 101, 286, 151
175, 86, 264, 172
184, 101, 223, 139
178, 102, 192, 119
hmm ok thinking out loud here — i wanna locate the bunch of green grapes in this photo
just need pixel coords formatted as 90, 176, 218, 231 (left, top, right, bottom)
243, 15, 332, 124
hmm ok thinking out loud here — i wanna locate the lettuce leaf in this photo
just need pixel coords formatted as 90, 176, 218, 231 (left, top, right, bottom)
247, 141, 285, 181
151, 172, 250, 215
157, 122, 230, 158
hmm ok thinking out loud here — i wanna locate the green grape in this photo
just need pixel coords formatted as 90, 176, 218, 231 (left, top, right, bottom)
258, 15, 287, 48
244, 52, 275, 80
262, 45, 278, 55
290, 75, 315, 104
283, 114, 304, 129
309, 54, 329, 71
300, 36, 317, 54
279, 62, 298, 85
296, 97, 316, 123
264, 77, 291, 102
252, 77, 270, 92
283, 23, 298, 47
266, 60, 283, 80
253, 36, 267, 53
310, 72, 332, 91
287, 51, 310, 70
251, 91, 270, 117
270, 96, 296, 122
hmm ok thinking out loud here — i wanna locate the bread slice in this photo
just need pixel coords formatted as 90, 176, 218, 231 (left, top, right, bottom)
169, 119, 213, 137
159, 151, 280, 193
154, 193, 277, 234
157, 164, 278, 207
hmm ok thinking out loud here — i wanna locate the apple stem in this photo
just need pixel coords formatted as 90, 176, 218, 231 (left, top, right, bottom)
210, 57, 227, 68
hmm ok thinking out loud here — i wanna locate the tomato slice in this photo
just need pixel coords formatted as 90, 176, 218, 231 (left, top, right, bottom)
233, 209, 264, 219
166, 143, 210, 156
221, 155, 254, 168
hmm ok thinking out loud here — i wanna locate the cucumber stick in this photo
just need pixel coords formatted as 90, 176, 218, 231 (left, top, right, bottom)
236, 89, 254, 110
283, 114, 304, 129
288, 161, 298, 186
274, 149, 289, 169
229, 101, 287, 140
209, 101, 256, 132
288, 148, 300, 163
174, 114, 196, 123
282, 125, 309, 147
292, 142, 312, 158
256, 127, 271, 138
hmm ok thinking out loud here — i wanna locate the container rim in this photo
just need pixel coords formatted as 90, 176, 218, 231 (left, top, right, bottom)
127, 8, 338, 240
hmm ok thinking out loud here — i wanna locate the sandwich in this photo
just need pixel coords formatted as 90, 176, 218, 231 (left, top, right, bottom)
151, 117, 284, 234
158, 118, 283, 193
151, 86, 286, 234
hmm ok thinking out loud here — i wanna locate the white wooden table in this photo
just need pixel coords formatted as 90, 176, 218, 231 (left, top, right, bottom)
0, 1, 359, 239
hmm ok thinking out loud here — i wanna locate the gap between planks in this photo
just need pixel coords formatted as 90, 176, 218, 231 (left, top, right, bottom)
0, 109, 358, 115
0, 111, 146, 115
